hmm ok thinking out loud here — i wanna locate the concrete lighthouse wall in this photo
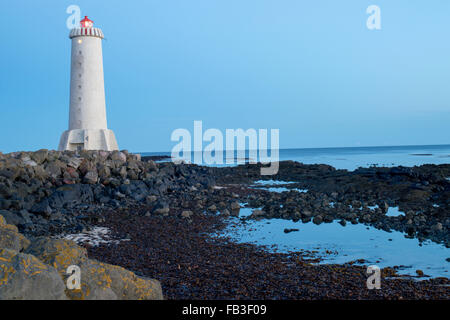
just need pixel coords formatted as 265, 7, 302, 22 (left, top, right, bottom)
58, 26, 119, 151
69, 36, 107, 130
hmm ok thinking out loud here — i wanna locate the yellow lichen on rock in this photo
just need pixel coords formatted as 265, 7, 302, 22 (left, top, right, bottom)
25, 237, 163, 300
0, 215, 163, 300
83, 260, 163, 300
0, 249, 17, 286
26, 238, 88, 276
0, 248, 67, 300
0, 215, 30, 252
62, 259, 163, 300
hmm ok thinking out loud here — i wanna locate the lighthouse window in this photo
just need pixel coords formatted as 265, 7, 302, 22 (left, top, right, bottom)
78, 39, 82, 44
79, 51, 82, 55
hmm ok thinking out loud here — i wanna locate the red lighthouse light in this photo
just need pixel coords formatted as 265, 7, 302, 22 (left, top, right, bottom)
80, 16, 94, 28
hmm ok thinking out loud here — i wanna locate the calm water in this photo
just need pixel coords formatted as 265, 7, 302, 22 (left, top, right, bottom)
141, 144, 450, 170
215, 209, 449, 279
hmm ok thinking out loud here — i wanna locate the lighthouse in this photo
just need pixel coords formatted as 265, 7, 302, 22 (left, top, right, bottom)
58, 16, 119, 151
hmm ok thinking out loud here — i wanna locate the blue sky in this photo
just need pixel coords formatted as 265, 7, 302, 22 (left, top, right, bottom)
0, 0, 449, 153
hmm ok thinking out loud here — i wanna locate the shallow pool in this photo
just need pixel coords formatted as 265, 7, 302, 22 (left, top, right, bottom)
215, 207, 449, 279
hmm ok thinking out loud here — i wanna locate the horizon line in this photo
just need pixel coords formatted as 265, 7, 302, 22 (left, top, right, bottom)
137, 143, 450, 155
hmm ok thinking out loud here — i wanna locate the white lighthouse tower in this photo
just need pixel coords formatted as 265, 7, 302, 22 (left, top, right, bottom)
58, 16, 119, 151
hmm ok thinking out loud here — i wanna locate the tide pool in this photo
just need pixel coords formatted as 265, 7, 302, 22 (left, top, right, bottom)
214, 207, 449, 279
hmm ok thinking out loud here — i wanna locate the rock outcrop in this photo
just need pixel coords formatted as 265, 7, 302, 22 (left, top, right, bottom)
0, 215, 30, 252
0, 214, 163, 300
0, 150, 215, 237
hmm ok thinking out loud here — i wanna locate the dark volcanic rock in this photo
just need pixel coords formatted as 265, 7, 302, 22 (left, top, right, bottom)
47, 184, 94, 209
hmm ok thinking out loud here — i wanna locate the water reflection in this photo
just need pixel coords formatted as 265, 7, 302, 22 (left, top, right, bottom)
214, 207, 449, 279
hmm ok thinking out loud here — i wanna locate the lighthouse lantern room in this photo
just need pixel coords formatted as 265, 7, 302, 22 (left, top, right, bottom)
80, 16, 94, 28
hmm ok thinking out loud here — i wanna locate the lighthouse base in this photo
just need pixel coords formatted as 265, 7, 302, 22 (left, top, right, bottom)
58, 129, 119, 151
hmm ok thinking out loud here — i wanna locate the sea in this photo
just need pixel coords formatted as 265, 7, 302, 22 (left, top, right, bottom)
141, 144, 450, 171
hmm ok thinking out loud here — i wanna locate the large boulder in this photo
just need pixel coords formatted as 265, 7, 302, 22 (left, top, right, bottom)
30, 199, 52, 217
67, 259, 163, 300
0, 210, 25, 226
0, 249, 67, 300
400, 189, 430, 203
0, 215, 30, 251
44, 184, 94, 209
26, 238, 163, 300
83, 171, 99, 184
45, 161, 65, 179
30, 149, 49, 165
66, 157, 83, 170
32, 165, 49, 181
0, 214, 163, 300
25, 238, 89, 271
110, 151, 127, 163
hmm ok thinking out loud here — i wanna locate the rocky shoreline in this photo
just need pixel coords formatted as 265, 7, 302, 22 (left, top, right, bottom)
210, 162, 450, 247
0, 150, 449, 299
